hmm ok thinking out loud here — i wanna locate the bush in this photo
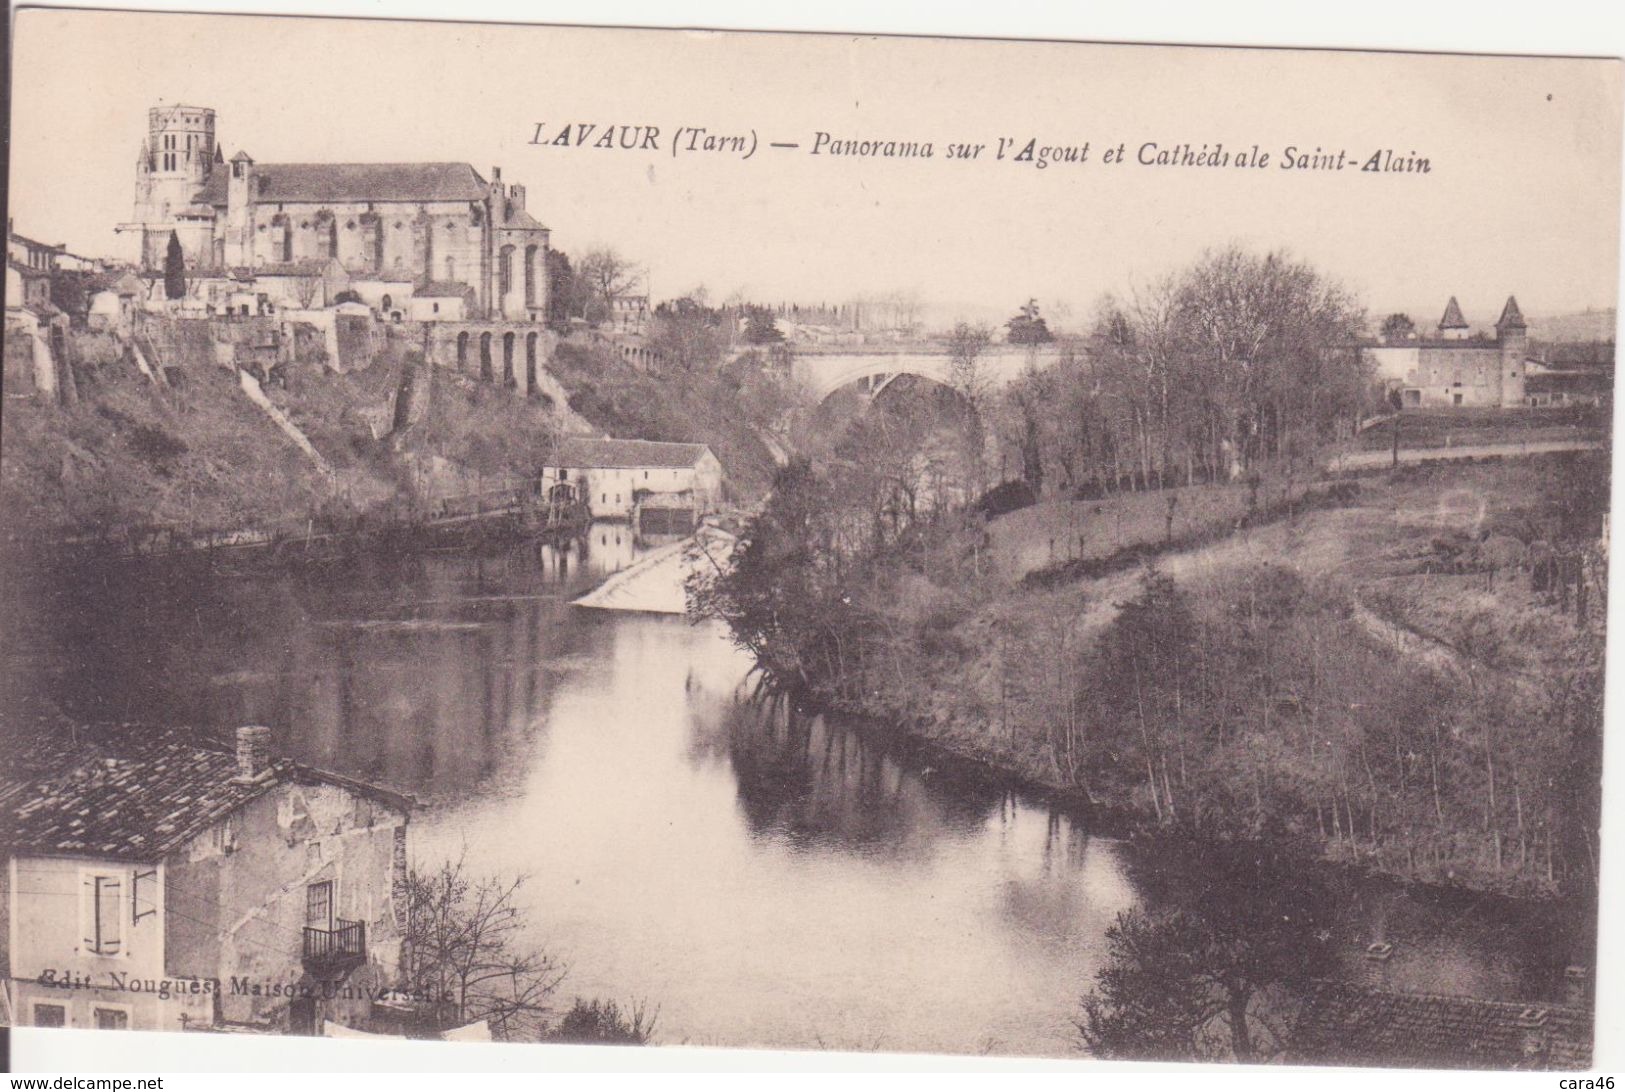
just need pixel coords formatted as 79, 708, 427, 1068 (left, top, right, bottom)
544, 998, 658, 1045
975, 479, 1037, 518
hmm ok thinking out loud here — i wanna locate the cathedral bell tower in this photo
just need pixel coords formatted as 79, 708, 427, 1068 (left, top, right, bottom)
131, 103, 217, 268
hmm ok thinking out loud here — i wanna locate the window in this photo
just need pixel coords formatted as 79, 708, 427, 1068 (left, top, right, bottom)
83, 873, 124, 955
306, 881, 333, 931
644, 471, 649, 480
498, 245, 515, 296
94, 1007, 130, 1031
33, 1004, 66, 1028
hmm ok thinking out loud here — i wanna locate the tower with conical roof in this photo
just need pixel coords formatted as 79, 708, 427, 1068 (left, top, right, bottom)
1496, 295, 1528, 406
1437, 296, 1470, 340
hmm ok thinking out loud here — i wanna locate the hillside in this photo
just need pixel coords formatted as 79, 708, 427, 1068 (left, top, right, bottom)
549, 339, 782, 500
1, 359, 344, 539
0, 332, 588, 539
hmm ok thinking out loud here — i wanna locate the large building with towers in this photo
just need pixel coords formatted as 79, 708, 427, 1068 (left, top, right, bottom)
1364, 296, 1532, 408
122, 103, 549, 321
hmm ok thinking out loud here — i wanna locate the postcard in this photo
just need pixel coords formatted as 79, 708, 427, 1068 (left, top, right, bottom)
2, 7, 1620, 1070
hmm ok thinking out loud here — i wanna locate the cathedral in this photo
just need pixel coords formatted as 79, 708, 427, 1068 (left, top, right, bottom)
124, 103, 549, 321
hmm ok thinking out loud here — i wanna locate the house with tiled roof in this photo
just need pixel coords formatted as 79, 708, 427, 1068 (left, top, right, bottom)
542, 437, 725, 529
1363, 296, 1532, 408
1287, 981, 1592, 1070
1, 721, 412, 1035
120, 104, 549, 321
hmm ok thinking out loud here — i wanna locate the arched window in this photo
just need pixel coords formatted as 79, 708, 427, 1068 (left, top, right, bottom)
324, 216, 338, 260
381, 293, 393, 312
503, 332, 516, 387
271, 214, 292, 263
456, 331, 469, 368
445, 256, 456, 283
524, 245, 538, 307
526, 332, 539, 393
498, 245, 515, 298
479, 333, 493, 380
360, 212, 383, 272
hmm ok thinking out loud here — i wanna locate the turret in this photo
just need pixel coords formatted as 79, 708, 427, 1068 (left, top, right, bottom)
224, 150, 256, 267
1496, 296, 1529, 407
1437, 296, 1470, 340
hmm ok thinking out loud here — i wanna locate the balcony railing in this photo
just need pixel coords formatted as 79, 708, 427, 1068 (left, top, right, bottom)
302, 919, 366, 973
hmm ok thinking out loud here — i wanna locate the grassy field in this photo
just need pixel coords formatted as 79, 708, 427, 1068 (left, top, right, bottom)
1354, 406, 1607, 451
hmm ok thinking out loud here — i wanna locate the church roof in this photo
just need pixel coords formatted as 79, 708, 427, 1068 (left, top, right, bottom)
1497, 295, 1527, 330
1439, 296, 1469, 329
199, 161, 490, 206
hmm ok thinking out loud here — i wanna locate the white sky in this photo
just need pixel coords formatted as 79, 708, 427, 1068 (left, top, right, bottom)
8, 8, 1623, 325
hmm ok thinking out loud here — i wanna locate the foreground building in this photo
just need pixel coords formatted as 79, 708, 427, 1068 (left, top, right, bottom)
5, 221, 74, 401
1365, 296, 1531, 408
122, 103, 549, 321
1, 723, 411, 1034
1288, 981, 1592, 1069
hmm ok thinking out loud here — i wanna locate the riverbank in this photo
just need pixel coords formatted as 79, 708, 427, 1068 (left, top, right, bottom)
702, 451, 1607, 903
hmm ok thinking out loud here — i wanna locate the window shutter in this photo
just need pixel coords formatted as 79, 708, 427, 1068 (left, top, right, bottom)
132, 870, 158, 923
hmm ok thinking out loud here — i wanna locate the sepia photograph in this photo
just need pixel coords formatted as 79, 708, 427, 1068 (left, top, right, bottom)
1, 4, 1621, 1073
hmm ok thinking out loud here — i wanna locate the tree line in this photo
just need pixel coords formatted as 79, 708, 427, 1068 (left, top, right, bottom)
992, 246, 1370, 500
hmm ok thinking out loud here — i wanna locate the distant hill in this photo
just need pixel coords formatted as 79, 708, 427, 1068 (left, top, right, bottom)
1528, 309, 1617, 344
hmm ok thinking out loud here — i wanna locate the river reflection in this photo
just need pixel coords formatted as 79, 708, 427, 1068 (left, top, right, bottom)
1, 529, 1560, 1055
416, 612, 1138, 1055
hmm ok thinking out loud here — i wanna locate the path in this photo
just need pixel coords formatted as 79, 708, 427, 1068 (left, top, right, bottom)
1326, 438, 1602, 472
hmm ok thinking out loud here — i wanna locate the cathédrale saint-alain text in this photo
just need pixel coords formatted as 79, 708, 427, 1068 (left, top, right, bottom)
527, 121, 1433, 173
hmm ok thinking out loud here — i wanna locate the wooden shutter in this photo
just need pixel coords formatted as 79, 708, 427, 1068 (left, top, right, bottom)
85, 875, 122, 954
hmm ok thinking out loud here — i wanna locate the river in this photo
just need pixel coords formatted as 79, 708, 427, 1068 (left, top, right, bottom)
0, 528, 1569, 1056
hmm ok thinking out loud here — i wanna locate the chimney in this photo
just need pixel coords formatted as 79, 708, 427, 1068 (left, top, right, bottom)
1362, 941, 1394, 990
233, 725, 273, 782
1563, 965, 1590, 1009
492, 165, 502, 183
1516, 1007, 1549, 1060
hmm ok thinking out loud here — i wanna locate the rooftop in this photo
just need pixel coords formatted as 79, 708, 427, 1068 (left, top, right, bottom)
0, 719, 411, 862
1439, 296, 1469, 330
199, 161, 492, 206
416, 281, 475, 299
1287, 981, 1591, 1070
557, 437, 715, 469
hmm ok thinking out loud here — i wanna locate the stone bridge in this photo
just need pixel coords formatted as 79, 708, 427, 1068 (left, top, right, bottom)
791, 346, 1058, 403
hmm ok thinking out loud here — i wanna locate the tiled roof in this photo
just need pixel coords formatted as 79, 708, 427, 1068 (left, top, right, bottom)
416, 281, 474, 299
499, 204, 549, 232
1439, 296, 1469, 329
8, 231, 62, 254
1287, 982, 1592, 1070
0, 720, 410, 862
252, 259, 344, 277
199, 162, 490, 206
556, 437, 714, 469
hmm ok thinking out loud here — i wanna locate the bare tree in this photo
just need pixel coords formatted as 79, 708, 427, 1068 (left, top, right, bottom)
575, 247, 642, 323
403, 855, 568, 1041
